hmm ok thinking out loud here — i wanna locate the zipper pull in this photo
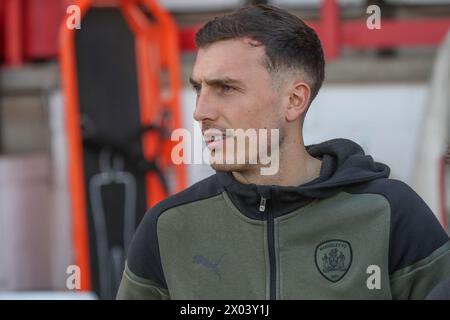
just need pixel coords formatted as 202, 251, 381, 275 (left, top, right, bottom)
259, 196, 267, 212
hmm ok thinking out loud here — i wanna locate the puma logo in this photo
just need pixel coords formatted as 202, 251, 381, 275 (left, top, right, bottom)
193, 254, 224, 279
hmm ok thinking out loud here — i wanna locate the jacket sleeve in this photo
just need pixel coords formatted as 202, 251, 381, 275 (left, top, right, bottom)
116, 206, 170, 300
116, 263, 169, 300
386, 180, 450, 300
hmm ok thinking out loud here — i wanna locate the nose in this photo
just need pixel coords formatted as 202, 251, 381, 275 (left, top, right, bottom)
193, 90, 218, 122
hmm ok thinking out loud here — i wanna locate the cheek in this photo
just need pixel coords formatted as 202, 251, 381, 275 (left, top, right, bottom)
248, 98, 283, 129
225, 96, 261, 127
227, 92, 283, 129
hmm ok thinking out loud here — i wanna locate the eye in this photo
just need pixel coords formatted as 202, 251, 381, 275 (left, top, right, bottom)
220, 85, 235, 94
192, 84, 201, 95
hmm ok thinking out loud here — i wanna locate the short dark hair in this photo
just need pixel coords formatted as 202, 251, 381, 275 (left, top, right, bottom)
195, 4, 325, 103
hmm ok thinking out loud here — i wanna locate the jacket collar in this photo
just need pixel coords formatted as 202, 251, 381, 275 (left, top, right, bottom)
215, 139, 390, 220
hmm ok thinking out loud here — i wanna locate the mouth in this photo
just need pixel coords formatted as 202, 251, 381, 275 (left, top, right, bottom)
203, 130, 233, 147
205, 134, 225, 144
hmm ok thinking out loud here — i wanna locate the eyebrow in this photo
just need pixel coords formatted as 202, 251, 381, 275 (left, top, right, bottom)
189, 76, 245, 88
189, 77, 200, 87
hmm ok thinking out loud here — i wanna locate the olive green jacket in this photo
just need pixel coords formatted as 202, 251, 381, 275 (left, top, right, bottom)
117, 139, 450, 300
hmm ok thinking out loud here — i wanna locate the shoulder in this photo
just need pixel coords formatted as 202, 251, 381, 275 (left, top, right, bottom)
349, 178, 448, 273
137, 173, 224, 242
345, 178, 450, 299
148, 173, 223, 220
126, 173, 223, 287
346, 177, 438, 223
346, 177, 420, 200
346, 178, 449, 274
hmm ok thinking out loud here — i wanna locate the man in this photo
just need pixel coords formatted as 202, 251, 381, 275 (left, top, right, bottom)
117, 5, 450, 299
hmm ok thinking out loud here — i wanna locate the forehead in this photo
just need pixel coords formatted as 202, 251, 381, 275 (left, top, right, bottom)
192, 38, 268, 80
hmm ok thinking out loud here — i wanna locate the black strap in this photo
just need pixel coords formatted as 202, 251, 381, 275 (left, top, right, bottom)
82, 123, 169, 194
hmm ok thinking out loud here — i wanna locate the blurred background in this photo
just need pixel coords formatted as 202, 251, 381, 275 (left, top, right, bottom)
0, 0, 449, 299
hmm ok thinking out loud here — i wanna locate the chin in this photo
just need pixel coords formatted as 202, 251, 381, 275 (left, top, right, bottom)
209, 147, 260, 172
210, 162, 247, 172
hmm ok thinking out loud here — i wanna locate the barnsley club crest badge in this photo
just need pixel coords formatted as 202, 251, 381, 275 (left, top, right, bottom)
315, 239, 352, 282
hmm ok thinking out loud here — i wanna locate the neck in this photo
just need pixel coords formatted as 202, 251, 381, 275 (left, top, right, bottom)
232, 133, 322, 187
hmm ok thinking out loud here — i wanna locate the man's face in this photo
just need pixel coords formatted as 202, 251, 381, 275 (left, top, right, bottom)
191, 38, 285, 172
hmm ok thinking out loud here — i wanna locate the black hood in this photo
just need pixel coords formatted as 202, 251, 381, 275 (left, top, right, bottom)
216, 138, 390, 219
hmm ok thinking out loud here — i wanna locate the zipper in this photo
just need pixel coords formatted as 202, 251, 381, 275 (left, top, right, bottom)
259, 195, 276, 300
259, 197, 266, 212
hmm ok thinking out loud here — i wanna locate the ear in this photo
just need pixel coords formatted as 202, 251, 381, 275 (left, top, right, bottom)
285, 81, 311, 122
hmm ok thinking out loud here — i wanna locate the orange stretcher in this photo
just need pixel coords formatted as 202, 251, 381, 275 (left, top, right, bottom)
60, 0, 186, 298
